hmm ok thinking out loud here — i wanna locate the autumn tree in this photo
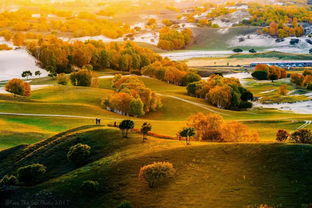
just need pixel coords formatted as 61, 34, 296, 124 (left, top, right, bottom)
187, 113, 224, 141
278, 85, 288, 96
5, 78, 31, 96
290, 73, 304, 86
207, 85, 232, 109
276, 129, 289, 142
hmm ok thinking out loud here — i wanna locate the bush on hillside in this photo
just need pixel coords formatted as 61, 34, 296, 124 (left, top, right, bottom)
81, 180, 99, 194
290, 129, 312, 144
17, 163, 47, 185
117, 201, 133, 208
139, 162, 176, 188
276, 129, 289, 142
57, 73, 69, 85
0, 175, 18, 186
67, 143, 91, 166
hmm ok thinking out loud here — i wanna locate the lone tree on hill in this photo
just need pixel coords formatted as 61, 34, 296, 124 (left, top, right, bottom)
21, 70, 32, 80
179, 127, 196, 145
141, 122, 152, 142
119, 120, 134, 138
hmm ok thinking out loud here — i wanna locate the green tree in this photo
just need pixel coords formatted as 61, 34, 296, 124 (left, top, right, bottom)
21, 70, 33, 80
141, 122, 152, 142
35, 70, 41, 78
129, 98, 144, 117
179, 127, 196, 145
70, 69, 93, 86
119, 120, 134, 138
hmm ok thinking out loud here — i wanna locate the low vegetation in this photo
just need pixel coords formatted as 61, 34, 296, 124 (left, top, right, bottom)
139, 161, 176, 188
291, 69, 312, 90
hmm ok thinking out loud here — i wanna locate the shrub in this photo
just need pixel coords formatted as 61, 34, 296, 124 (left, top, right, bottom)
276, 129, 289, 142
67, 143, 91, 166
290, 129, 312, 144
5, 78, 31, 96
57, 73, 69, 85
238, 101, 253, 109
81, 180, 99, 194
0, 175, 18, 186
139, 162, 176, 188
17, 163, 46, 185
233, 48, 243, 53
117, 201, 133, 208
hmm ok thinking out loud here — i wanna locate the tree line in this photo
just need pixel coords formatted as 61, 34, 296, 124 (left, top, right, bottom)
252, 64, 287, 81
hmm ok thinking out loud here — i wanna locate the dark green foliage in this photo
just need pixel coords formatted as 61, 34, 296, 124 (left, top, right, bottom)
249, 49, 257, 53
233, 48, 243, 53
0, 175, 18, 186
276, 129, 289, 142
119, 120, 135, 138
117, 201, 133, 208
186, 82, 198, 96
21, 70, 32, 80
238, 101, 253, 109
181, 72, 201, 86
141, 122, 152, 141
67, 143, 91, 166
70, 69, 93, 86
17, 163, 46, 185
179, 127, 196, 144
81, 180, 99, 194
241, 90, 254, 101
252, 70, 268, 80
290, 129, 312, 144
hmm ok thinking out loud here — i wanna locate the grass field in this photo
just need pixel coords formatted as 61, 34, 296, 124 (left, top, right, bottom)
0, 75, 311, 150
1, 126, 311, 208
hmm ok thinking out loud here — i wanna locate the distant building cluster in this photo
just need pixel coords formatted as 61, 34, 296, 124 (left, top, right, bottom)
250, 61, 312, 68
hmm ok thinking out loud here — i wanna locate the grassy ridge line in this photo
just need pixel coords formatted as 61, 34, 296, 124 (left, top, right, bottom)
230, 51, 312, 60
8, 127, 309, 208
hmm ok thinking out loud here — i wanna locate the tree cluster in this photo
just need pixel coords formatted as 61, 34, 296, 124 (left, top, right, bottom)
247, 4, 310, 38
252, 64, 287, 81
157, 27, 193, 50
291, 69, 312, 90
186, 113, 259, 142
186, 75, 253, 110
142, 59, 200, 86
27, 37, 161, 75
103, 75, 162, 117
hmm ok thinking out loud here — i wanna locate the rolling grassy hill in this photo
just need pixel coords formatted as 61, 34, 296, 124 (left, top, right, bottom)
1, 126, 311, 208
0, 75, 312, 150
